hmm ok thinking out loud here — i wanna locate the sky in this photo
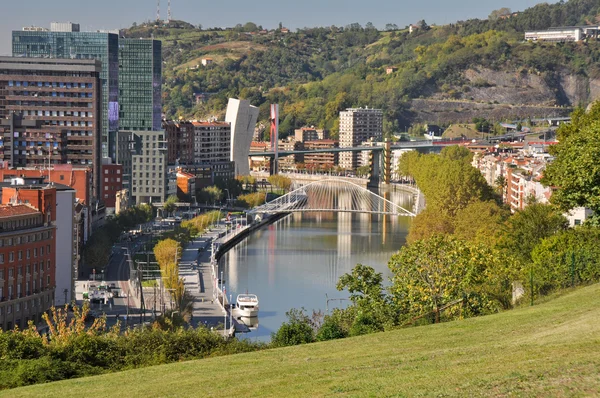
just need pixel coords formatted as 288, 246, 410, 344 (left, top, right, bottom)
1, 0, 552, 55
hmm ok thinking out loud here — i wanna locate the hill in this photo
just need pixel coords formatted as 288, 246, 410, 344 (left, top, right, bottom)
5, 284, 600, 397
125, 1, 600, 136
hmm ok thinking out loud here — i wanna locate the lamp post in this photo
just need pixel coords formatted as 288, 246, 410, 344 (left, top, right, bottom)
224, 189, 230, 206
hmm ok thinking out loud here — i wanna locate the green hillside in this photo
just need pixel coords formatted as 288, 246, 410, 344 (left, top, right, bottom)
123, 0, 600, 136
6, 284, 600, 397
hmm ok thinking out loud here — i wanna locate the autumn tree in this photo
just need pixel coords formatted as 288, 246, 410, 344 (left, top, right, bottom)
153, 239, 185, 307
498, 203, 568, 265
163, 195, 178, 217
389, 235, 517, 323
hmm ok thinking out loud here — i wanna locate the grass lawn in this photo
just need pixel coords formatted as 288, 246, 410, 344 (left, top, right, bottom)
5, 284, 600, 397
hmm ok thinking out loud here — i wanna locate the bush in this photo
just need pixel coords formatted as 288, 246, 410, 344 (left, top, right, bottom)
316, 316, 347, 341
271, 309, 315, 347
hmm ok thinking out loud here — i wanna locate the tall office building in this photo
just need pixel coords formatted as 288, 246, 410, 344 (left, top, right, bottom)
12, 25, 162, 161
118, 39, 162, 133
338, 107, 383, 170
12, 29, 119, 159
0, 57, 102, 198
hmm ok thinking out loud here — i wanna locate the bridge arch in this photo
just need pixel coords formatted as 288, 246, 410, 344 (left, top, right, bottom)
249, 178, 416, 217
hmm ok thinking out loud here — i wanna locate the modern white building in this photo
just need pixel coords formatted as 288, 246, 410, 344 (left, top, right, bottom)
226, 98, 259, 176
524, 26, 600, 42
339, 107, 383, 170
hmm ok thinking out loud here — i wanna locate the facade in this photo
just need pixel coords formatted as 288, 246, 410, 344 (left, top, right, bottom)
12, 25, 162, 162
12, 29, 119, 158
115, 189, 129, 214
164, 120, 194, 164
278, 138, 304, 170
294, 127, 325, 143
176, 169, 196, 201
117, 39, 162, 133
0, 186, 57, 331
101, 162, 123, 212
0, 57, 102, 198
116, 130, 166, 205
338, 108, 383, 170
226, 98, 259, 176
304, 140, 339, 170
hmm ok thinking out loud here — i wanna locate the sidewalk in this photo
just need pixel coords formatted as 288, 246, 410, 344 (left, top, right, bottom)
178, 225, 228, 328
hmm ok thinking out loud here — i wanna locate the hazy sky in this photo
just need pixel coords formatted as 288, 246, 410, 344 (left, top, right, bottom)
1, 0, 551, 55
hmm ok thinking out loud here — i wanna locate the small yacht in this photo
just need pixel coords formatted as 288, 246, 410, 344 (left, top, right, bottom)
234, 294, 259, 317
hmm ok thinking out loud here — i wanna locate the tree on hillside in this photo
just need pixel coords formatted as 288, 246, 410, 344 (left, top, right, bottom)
499, 203, 568, 264
406, 208, 455, 244
488, 8, 512, 21
531, 227, 600, 295
543, 103, 600, 216
336, 264, 384, 306
452, 200, 510, 245
389, 235, 517, 323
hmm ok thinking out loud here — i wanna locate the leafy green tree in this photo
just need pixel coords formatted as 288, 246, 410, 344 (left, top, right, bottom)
543, 103, 600, 215
163, 195, 178, 217
499, 203, 568, 264
389, 235, 516, 323
531, 227, 600, 295
336, 264, 384, 306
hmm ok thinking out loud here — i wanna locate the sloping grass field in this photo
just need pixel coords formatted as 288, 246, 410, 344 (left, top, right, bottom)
5, 284, 600, 397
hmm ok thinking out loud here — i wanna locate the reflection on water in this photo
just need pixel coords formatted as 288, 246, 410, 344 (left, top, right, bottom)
219, 188, 413, 341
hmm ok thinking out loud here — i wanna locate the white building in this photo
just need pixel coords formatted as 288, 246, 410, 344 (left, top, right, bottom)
53, 184, 77, 306
565, 207, 594, 227
339, 107, 383, 170
226, 98, 259, 176
50, 22, 80, 32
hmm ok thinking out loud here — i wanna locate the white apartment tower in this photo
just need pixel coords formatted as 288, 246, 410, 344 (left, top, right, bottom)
338, 107, 383, 170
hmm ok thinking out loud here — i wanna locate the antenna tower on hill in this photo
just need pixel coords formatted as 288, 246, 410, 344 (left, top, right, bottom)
156, 0, 161, 21
168, 0, 172, 22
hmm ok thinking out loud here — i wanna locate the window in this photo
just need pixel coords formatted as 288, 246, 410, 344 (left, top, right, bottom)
9, 252, 14, 262
0, 253, 4, 264
47, 245, 50, 254
40, 247, 44, 256
18, 251, 22, 260
33, 248, 37, 258
47, 260, 51, 270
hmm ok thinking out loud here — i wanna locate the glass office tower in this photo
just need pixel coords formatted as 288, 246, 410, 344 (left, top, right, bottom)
12, 31, 119, 158
118, 39, 162, 132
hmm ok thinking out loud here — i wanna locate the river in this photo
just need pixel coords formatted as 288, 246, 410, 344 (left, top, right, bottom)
218, 187, 414, 341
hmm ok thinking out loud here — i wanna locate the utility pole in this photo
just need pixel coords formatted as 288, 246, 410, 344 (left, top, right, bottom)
156, 0, 161, 22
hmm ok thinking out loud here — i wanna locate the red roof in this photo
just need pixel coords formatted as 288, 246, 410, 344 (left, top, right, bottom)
191, 121, 229, 127
0, 204, 40, 219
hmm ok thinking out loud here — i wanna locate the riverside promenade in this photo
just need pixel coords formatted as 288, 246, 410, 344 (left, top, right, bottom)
178, 219, 250, 331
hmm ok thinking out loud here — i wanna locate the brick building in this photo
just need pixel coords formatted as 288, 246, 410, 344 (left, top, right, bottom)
0, 187, 56, 330
304, 140, 339, 170
101, 162, 123, 212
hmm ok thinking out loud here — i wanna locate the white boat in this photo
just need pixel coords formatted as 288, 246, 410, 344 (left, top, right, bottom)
234, 294, 259, 317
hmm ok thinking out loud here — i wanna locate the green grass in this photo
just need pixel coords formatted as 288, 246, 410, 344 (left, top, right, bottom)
5, 285, 600, 397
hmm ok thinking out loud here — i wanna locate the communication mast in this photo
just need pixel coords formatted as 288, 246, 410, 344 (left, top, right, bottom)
168, 0, 172, 22
156, 0, 161, 21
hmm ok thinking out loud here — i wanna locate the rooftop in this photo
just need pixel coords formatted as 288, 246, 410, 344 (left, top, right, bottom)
0, 204, 40, 219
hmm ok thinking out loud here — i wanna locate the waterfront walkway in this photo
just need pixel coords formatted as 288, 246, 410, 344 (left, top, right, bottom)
178, 226, 227, 329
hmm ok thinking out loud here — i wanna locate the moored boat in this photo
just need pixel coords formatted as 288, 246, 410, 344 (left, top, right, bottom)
234, 294, 259, 317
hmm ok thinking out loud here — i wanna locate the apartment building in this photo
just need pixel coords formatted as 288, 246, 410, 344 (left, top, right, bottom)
304, 140, 339, 170
339, 108, 383, 170
0, 186, 56, 331
295, 127, 325, 143
100, 161, 123, 214
116, 130, 166, 205
0, 57, 102, 198
278, 138, 304, 171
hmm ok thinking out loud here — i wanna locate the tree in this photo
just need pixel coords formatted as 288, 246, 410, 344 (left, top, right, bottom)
499, 203, 568, 264
406, 208, 454, 244
452, 201, 510, 245
543, 103, 600, 216
336, 264, 384, 306
389, 235, 516, 323
163, 195, 178, 217
267, 175, 292, 192
199, 186, 222, 205
356, 165, 370, 178
385, 23, 399, 31
531, 227, 600, 295
489, 7, 512, 20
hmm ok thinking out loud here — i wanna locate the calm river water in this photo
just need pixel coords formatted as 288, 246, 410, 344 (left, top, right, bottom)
218, 188, 413, 341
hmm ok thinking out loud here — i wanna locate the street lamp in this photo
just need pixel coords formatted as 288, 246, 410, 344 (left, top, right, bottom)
224, 189, 230, 206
